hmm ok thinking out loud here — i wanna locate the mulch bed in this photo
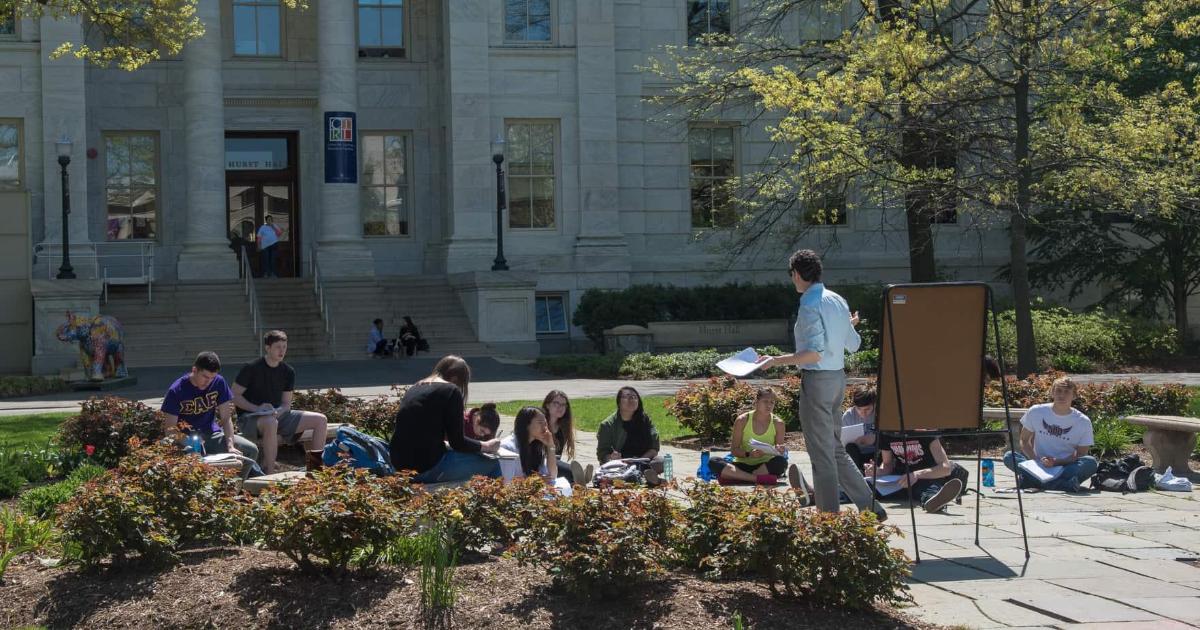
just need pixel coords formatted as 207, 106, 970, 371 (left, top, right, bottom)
0, 547, 936, 630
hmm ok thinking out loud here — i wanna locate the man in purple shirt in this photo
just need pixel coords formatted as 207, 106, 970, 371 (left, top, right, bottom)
161, 351, 259, 479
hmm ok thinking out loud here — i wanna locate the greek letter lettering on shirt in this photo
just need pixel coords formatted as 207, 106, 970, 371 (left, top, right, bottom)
1038, 418, 1073, 439
889, 440, 925, 465
179, 390, 221, 416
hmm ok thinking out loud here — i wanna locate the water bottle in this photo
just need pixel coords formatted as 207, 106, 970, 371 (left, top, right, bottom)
185, 432, 204, 456
663, 453, 674, 481
982, 458, 995, 487
697, 450, 712, 481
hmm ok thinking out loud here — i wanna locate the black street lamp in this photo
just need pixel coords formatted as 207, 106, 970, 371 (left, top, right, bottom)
490, 134, 509, 271
55, 135, 75, 280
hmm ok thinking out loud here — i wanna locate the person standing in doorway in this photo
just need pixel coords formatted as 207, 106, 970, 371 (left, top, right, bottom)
756, 249, 884, 520
257, 216, 282, 278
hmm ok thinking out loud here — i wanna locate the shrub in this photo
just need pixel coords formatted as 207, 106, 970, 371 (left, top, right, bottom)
0, 465, 23, 499
680, 483, 910, 606
516, 486, 678, 599
984, 373, 1192, 418
19, 463, 107, 520
537, 348, 793, 380
1050, 354, 1094, 374
291, 387, 405, 439
253, 466, 410, 575
417, 476, 554, 553
1091, 418, 1136, 458
666, 377, 758, 440
58, 441, 243, 566
0, 376, 69, 400
989, 307, 1179, 368
0, 508, 55, 584
56, 396, 164, 467
847, 348, 880, 375
534, 353, 627, 378
0, 440, 86, 483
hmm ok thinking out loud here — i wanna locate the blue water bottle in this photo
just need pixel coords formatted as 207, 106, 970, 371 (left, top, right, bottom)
982, 458, 995, 487
185, 432, 204, 455
697, 450, 712, 481
663, 453, 674, 481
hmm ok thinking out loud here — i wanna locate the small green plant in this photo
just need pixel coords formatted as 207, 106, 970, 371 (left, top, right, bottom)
1091, 417, 1135, 458
0, 508, 55, 584
419, 526, 459, 630
0, 464, 24, 499
731, 611, 748, 630
19, 463, 107, 520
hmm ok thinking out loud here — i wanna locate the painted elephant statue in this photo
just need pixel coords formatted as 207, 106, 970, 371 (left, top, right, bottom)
55, 311, 128, 381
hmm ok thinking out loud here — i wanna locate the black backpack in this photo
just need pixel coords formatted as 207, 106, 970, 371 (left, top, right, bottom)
1091, 454, 1154, 493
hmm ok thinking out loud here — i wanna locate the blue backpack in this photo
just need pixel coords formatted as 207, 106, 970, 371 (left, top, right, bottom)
322, 426, 395, 476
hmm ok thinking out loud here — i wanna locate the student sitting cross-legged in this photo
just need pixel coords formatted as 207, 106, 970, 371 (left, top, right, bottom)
160, 351, 260, 480
1003, 376, 1097, 492
866, 430, 967, 513
841, 384, 878, 472
541, 390, 592, 485
596, 386, 665, 483
500, 406, 559, 482
708, 387, 789, 486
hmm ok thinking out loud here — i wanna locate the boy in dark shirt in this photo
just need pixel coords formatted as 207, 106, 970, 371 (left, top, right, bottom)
232, 330, 328, 474
160, 351, 259, 479
866, 430, 967, 513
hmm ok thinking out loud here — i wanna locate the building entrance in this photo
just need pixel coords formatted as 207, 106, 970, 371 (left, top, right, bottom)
225, 132, 300, 278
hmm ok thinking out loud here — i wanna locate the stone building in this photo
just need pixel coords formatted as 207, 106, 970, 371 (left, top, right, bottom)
0, 0, 1034, 375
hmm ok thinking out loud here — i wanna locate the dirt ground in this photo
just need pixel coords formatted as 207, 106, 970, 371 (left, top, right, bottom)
0, 547, 935, 630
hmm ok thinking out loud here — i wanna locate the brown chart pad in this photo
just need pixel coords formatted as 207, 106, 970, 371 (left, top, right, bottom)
876, 283, 988, 432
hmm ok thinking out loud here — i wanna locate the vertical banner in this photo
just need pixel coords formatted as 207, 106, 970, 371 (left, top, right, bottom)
324, 111, 357, 184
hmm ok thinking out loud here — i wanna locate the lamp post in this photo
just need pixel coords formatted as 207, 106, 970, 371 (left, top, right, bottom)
55, 135, 75, 280
490, 134, 509, 271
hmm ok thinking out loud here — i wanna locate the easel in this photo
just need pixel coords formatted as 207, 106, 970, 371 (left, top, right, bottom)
872, 282, 1030, 563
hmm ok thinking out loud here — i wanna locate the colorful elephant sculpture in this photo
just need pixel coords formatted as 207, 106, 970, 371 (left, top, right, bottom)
56, 311, 128, 381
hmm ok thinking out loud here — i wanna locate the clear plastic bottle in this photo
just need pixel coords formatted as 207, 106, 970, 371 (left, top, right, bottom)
663, 453, 673, 480
186, 432, 204, 455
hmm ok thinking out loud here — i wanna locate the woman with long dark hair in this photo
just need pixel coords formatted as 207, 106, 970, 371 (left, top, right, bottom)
390, 355, 501, 483
500, 406, 559, 481
595, 386, 664, 480
541, 389, 589, 483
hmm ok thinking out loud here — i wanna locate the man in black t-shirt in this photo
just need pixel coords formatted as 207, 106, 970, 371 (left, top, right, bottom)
232, 330, 328, 474
864, 431, 968, 513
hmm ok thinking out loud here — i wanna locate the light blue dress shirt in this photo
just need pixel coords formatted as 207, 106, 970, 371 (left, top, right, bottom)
793, 282, 861, 371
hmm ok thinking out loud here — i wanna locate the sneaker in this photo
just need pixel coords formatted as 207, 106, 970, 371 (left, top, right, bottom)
583, 464, 594, 486
569, 461, 585, 485
644, 468, 662, 486
872, 505, 889, 522
1061, 475, 1083, 493
788, 464, 811, 506
755, 473, 779, 486
922, 479, 964, 513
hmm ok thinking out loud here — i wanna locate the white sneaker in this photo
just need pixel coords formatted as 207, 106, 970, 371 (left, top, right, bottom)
788, 464, 812, 506
569, 461, 585, 485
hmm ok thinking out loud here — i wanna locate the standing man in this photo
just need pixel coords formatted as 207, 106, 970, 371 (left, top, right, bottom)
257, 216, 281, 278
232, 330, 328, 474
757, 249, 884, 520
160, 351, 260, 480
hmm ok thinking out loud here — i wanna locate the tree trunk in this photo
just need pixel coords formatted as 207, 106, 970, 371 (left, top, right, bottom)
1011, 0, 1038, 377
1173, 281, 1190, 348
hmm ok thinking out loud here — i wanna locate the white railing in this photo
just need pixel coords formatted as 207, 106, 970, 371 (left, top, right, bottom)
34, 242, 155, 303
32, 243, 99, 280
307, 246, 337, 354
241, 253, 263, 356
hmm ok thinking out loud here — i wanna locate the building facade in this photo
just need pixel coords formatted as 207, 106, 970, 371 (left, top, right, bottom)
0, 0, 1030, 373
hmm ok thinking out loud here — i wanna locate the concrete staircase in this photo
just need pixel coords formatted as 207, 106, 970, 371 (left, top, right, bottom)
102, 281, 260, 369
325, 276, 490, 359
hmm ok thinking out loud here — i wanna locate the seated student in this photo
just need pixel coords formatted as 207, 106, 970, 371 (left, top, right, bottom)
390, 355, 502, 483
708, 387, 789, 486
842, 384, 878, 471
1003, 377, 1097, 492
232, 330, 329, 474
160, 352, 259, 480
596, 386, 665, 483
542, 390, 590, 484
397, 316, 422, 357
866, 430, 967, 513
366, 318, 391, 357
500, 406, 559, 482
463, 403, 501, 440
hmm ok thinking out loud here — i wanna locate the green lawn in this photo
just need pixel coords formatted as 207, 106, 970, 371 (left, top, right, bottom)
0, 412, 73, 449
495, 395, 687, 441
1189, 387, 1200, 417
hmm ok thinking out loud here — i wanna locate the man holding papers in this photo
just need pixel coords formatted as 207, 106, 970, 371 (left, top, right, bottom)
1003, 377, 1097, 492
756, 249, 880, 519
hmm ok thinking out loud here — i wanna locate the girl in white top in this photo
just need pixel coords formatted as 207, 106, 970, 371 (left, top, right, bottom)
500, 406, 559, 482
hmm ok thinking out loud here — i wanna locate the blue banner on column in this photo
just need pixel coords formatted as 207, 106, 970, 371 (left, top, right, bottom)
324, 111, 357, 184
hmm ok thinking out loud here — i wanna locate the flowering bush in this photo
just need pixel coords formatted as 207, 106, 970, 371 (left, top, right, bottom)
666, 376, 802, 439
984, 372, 1192, 418
56, 396, 164, 467
416, 476, 555, 553
253, 466, 411, 575
58, 440, 243, 566
292, 387, 405, 439
515, 486, 678, 599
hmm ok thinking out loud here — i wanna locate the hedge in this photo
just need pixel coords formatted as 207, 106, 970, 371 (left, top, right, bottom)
0, 376, 69, 400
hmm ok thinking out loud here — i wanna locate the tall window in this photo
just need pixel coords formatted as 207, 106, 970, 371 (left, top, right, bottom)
689, 125, 736, 228
233, 0, 281, 56
535, 294, 568, 334
506, 121, 556, 229
104, 133, 159, 241
687, 0, 730, 45
358, 0, 404, 57
505, 0, 552, 42
361, 133, 410, 236
0, 121, 21, 190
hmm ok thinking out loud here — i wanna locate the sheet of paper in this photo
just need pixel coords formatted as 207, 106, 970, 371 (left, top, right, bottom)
867, 474, 906, 496
554, 476, 573, 497
202, 453, 239, 463
1018, 459, 1063, 483
716, 347, 763, 377
749, 439, 781, 457
840, 423, 864, 445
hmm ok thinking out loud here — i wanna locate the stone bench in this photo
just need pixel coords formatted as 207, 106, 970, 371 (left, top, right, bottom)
982, 407, 1030, 446
1125, 415, 1200, 474
249, 422, 348, 453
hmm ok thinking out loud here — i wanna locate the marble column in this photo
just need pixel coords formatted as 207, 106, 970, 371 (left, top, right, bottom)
177, 0, 237, 280
38, 14, 93, 276
315, 0, 374, 277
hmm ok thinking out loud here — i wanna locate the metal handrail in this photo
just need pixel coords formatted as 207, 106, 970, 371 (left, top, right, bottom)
32, 242, 99, 279
307, 246, 337, 355
241, 253, 263, 356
